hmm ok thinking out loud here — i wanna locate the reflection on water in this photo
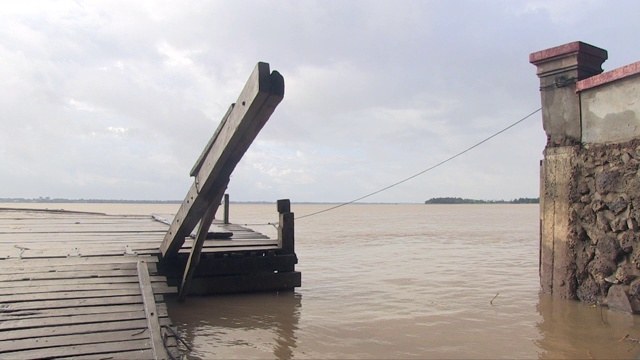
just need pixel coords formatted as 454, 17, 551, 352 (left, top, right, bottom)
536, 293, 640, 359
167, 293, 301, 360
6, 203, 640, 358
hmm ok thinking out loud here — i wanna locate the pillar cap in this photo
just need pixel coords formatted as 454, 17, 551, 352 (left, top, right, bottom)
530, 41, 608, 79
530, 41, 606, 64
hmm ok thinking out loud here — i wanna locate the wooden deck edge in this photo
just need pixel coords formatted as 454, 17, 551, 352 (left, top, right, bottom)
0, 207, 107, 215
171, 271, 301, 296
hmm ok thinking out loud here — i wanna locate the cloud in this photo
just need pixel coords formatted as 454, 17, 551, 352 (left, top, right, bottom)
1, 0, 639, 202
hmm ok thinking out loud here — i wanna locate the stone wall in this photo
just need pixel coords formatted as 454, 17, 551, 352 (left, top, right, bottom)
573, 139, 640, 310
531, 41, 640, 312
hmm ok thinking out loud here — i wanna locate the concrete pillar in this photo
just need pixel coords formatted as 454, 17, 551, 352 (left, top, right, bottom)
530, 41, 607, 146
530, 42, 607, 299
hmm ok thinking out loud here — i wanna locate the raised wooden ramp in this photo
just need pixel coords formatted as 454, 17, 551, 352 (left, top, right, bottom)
0, 208, 180, 359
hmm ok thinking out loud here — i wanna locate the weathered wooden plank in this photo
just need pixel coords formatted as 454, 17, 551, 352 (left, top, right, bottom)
1, 227, 161, 236
0, 231, 166, 239
0, 269, 140, 282
0, 310, 146, 331
0, 208, 107, 217
160, 62, 285, 258
0, 338, 154, 359
0, 303, 167, 321
0, 232, 165, 242
0, 261, 158, 275
177, 245, 280, 254
0, 239, 163, 247
0, 243, 162, 254
191, 103, 235, 177
0, 256, 158, 268
137, 259, 169, 360
0, 219, 166, 227
0, 317, 171, 342
0, 275, 167, 288
2, 247, 161, 259
0, 294, 164, 313
0, 288, 148, 303
0, 248, 159, 259
0, 328, 152, 353
1, 282, 175, 295
59, 348, 156, 360
0, 215, 163, 223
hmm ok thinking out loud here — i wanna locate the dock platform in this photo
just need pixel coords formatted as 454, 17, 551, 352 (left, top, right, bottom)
0, 208, 180, 359
0, 206, 300, 358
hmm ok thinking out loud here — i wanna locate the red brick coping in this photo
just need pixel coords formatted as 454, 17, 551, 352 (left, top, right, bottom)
576, 61, 640, 93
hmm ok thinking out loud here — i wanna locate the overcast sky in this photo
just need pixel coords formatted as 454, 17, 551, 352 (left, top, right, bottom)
2, 1, 639, 203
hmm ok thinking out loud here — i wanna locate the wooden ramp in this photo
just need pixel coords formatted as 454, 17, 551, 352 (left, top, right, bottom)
0, 208, 180, 359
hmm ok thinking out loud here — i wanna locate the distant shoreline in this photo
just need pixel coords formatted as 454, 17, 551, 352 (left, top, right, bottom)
0, 198, 184, 204
424, 197, 539, 204
1, 197, 540, 205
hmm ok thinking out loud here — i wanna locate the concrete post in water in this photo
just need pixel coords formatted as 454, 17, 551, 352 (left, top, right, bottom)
530, 42, 607, 299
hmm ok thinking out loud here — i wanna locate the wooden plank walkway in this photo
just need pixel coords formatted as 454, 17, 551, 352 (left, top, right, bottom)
0, 206, 295, 358
0, 208, 181, 359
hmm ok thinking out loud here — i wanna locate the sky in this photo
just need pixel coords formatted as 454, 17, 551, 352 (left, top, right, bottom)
2, 0, 640, 203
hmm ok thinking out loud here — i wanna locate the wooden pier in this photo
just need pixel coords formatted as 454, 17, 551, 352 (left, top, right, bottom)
0, 204, 299, 358
0, 61, 300, 358
0, 208, 180, 359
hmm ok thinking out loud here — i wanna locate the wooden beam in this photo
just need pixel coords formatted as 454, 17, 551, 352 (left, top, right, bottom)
178, 195, 221, 302
178, 271, 301, 295
137, 260, 169, 360
190, 104, 235, 177
224, 193, 230, 224
160, 62, 284, 258
277, 199, 295, 254
0, 318, 172, 342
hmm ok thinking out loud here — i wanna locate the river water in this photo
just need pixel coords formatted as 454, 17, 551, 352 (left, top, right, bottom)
6, 203, 640, 358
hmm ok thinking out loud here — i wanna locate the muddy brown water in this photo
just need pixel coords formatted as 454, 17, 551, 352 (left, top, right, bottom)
7, 203, 640, 359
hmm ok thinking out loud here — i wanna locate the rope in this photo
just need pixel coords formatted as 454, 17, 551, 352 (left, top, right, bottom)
295, 107, 542, 220
163, 324, 192, 355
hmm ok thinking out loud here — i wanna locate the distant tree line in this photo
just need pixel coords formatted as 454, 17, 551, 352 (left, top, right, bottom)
425, 197, 539, 204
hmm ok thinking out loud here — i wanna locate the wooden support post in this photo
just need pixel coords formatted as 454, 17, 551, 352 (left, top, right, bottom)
159, 62, 285, 259
137, 260, 170, 360
224, 193, 230, 225
177, 189, 224, 302
277, 199, 294, 254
